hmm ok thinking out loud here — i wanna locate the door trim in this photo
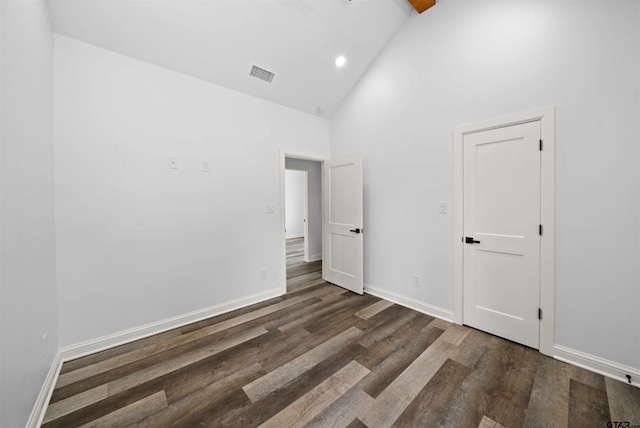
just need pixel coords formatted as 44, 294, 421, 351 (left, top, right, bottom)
453, 106, 555, 356
280, 149, 328, 295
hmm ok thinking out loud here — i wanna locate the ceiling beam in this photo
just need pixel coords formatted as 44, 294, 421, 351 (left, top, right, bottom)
408, 0, 435, 14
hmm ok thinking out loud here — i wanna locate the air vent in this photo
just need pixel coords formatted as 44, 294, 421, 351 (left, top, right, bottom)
250, 65, 275, 83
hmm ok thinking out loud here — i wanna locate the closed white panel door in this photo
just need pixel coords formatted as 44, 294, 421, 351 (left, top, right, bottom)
323, 154, 363, 294
463, 121, 541, 348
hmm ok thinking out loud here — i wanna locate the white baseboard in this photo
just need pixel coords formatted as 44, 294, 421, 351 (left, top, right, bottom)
28, 287, 282, 426
554, 344, 640, 388
26, 350, 63, 428
364, 283, 454, 323
308, 254, 322, 262
286, 234, 304, 239
60, 287, 283, 362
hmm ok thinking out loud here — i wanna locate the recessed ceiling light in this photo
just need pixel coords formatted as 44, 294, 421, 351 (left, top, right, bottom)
335, 55, 346, 68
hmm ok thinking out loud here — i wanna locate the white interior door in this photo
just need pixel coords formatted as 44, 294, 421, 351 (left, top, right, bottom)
463, 121, 541, 349
323, 154, 363, 294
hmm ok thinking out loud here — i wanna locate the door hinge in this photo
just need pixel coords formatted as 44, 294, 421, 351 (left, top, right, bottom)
539, 224, 543, 236
538, 308, 542, 320
540, 139, 543, 151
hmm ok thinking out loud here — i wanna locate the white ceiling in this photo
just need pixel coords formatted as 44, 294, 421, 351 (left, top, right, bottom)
48, 0, 414, 117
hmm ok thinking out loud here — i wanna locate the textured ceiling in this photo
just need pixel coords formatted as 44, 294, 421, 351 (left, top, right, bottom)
48, 0, 414, 117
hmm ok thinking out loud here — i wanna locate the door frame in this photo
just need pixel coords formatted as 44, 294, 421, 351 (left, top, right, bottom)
280, 149, 328, 295
453, 106, 555, 356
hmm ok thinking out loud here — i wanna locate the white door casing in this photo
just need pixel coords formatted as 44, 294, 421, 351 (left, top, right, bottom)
463, 121, 541, 349
453, 106, 555, 357
323, 154, 364, 294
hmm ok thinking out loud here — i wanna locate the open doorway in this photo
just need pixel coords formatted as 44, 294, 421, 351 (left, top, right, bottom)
285, 169, 308, 259
282, 156, 324, 293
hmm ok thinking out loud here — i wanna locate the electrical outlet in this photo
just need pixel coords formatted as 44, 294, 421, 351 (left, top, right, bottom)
412, 275, 420, 287
439, 201, 448, 214
266, 204, 276, 214
202, 160, 211, 172
260, 269, 267, 280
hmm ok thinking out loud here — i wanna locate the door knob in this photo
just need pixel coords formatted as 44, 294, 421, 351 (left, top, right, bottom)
465, 236, 480, 244
350, 228, 362, 234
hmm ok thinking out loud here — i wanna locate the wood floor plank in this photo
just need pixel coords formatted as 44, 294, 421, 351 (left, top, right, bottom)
259, 360, 370, 428
568, 379, 611, 428
287, 264, 323, 279
134, 363, 264, 427
438, 321, 471, 346
302, 294, 379, 334
477, 415, 507, 428
437, 336, 508, 428
160, 329, 285, 404
43, 385, 108, 423
184, 294, 310, 337
358, 337, 452, 427
277, 292, 364, 333
354, 299, 393, 319
58, 322, 270, 405
76, 390, 168, 428
43, 379, 167, 428
59, 329, 183, 375
429, 317, 454, 331
523, 358, 572, 428
178, 295, 286, 335
483, 341, 542, 428
107, 326, 267, 396
285, 278, 332, 296
355, 304, 422, 349
305, 387, 375, 428
448, 327, 495, 369
258, 311, 374, 374
270, 291, 346, 329
250, 328, 318, 373
56, 330, 204, 389
358, 322, 446, 398
606, 377, 640, 424
568, 362, 607, 391
392, 358, 471, 427
243, 326, 363, 402
216, 342, 368, 427
356, 315, 440, 371
287, 271, 323, 289
345, 418, 369, 428
52, 325, 238, 402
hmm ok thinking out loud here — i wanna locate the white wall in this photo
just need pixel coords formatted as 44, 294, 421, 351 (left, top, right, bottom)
285, 158, 323, 260
285, 169, 306, 238
55, 35, 330, 346
0, 1, 58, 426
331, 0, 640, 370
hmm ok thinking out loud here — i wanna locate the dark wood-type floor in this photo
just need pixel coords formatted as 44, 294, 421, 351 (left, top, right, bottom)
42, 238, 640, 427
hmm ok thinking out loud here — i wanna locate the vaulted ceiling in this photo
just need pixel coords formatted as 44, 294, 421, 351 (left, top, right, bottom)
48, 0, 415, 117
